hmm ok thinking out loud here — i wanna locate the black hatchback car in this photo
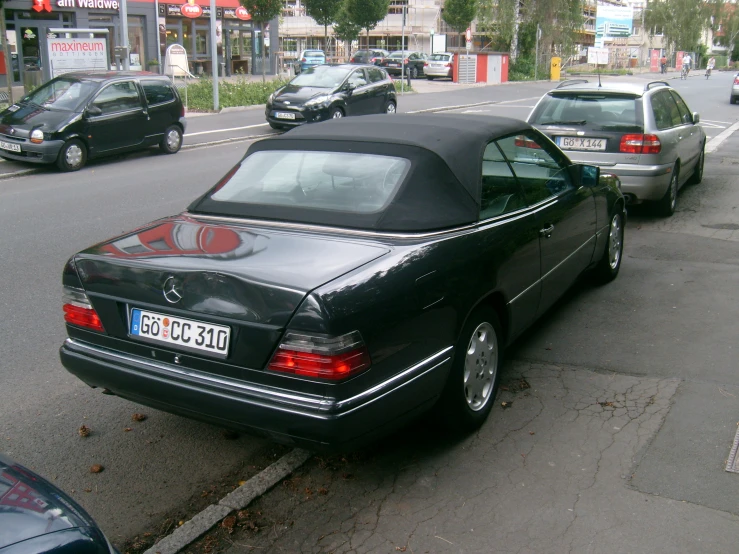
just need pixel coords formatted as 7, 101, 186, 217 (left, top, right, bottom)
265, 64, 397, 130
0, 71, 186, 172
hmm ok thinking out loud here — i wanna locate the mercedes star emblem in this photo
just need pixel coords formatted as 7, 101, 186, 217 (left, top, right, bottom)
162, 276, 182, 304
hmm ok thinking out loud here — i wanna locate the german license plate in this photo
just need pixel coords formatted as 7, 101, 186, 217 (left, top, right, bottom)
275, 112, 296, 120
129, 308, 230, 357
557, 137, 606, 151
389, 63, 400, 67
0, 140, 21, 152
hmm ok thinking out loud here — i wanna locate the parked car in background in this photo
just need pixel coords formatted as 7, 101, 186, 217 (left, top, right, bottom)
265, 64, 396, 129
380, 51, 427, 78
0, 453, 116, 553
0, 71, 185, 172
350, 49, 390, 65
59, 114, 625, 452
295, 49, 326, 74
528, 80, 705, 216
424, 52, 454, 80
730, 73, 739, 104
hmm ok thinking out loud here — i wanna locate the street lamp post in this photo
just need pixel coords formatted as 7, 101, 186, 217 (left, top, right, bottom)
430, 28, 434, 55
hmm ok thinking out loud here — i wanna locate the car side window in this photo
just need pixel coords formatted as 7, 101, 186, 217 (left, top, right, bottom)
142, 80, 175, 106
497, 133, 575, 205
480, 142, 526, 219
91, 81, 142, 115
652, 90, 681, 128
669, 91, 693, 124
368, 68, 385, 83
650, 92, 673, 130
348, 69, 368, 87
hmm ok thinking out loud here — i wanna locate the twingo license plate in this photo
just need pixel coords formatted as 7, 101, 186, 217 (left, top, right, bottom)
557, 136, 607, 151
0, 140, 21, 152
129, 308, 230, 357
275, 112, 296, 120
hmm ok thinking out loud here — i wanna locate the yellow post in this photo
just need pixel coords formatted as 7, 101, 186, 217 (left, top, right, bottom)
550, 57, 561, 81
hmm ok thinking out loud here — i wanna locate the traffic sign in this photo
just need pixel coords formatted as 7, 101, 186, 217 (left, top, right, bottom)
465, 27, 471, 42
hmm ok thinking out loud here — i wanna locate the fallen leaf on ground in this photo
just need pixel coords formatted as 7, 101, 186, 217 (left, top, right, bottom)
396, 547, 407, 552
238, 480, 247, 486
501, 401, 512, 409
131, 413, 147, 422
78, 425, 91, 437
318, 487, 328, 495
221, 516, 237, 533
90, 464, 104, 473
529, 431, 535, 435
123, 427, 132, 432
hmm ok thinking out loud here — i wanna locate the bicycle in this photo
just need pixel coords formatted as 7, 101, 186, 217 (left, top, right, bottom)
681, 65, 689, 80
706, 66, 713, 79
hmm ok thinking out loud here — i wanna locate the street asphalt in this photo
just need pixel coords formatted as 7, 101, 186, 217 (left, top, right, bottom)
0, 71, 737, 553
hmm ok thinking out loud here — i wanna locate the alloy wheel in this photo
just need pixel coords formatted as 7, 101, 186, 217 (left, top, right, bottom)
608, 214, 623, 270
463, 322, 498, 411
332, 110, 343, 119
386, 103, 396, 114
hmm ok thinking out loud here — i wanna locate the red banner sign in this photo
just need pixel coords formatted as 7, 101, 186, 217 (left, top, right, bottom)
181, 0, 202, 18
33, 0, 52, 12
235, 6, 250, 20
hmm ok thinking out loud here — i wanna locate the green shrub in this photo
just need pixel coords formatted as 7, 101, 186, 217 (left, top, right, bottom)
185, 78, 290, 111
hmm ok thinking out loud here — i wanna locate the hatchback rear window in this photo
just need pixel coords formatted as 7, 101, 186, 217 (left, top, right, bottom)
429, 54, 451, 61
304, 51, 325, 57
208, 151, 410, 214
530, 93, 643, 131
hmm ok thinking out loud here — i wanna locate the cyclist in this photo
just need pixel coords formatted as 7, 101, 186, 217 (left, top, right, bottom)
660, 55, 667, 74
706, 56, 716, 78
681, 53, 692, 79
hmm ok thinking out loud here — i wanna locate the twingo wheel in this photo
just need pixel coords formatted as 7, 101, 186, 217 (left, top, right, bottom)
385, 101, 397, 114
436, 307, 503, 431
56, 139, 87, 172
688, 146, 704, 185
656, 164, 679, 217
591, 209, 624, 284
160, 125, 183, 154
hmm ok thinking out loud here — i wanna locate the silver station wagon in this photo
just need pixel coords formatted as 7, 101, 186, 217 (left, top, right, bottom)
528, 80, 705, 216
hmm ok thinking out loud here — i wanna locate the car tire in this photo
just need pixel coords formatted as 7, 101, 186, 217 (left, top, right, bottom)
385, 100, 396, 114
329, 106, 344, 119
160, 125, 183, 154
268, 122, 285, 130
435, 307, 502, 432
410, 66, 418, 79
688, 146, 704, 185
656, 163, 679, 217
427, 75, 435, 80
731, 96, 737, 104
56, 139, 87, 172
591, 210, 624, 284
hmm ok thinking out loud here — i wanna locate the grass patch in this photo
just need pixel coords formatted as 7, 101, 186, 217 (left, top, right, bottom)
392, 79, 414, 93
185, 77, 290, 111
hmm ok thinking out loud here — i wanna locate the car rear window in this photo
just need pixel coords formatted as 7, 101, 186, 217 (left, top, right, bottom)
429, 54, 451, 61
208, 151, 411, 215
304, 50, 325, 57
530, 93, 643, 131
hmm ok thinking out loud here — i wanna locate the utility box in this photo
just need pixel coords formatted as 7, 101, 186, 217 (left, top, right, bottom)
452, 51, 509, 85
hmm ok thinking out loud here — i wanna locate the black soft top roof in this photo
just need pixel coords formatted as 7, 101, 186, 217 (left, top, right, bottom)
190, 114, 533, 232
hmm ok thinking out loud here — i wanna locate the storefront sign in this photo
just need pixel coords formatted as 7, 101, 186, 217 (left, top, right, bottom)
181, 0, 202, 18
164, 43, 190, 77
48, 37, 108, 77
235, 6, 250, 20
33, 0, 52, 13
56, 0, 120, 9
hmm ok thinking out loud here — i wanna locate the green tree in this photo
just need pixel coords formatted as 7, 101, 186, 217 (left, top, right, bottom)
346, 0, 389, 49
708, 0, 739, 65
645, 0, 712, 53
443, 0, 477, 34
239, 0, 283, 81
333, 3, 362, 57
304, 0, 342, 53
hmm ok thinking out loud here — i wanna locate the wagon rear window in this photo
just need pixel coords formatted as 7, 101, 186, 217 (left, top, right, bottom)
209, 150, 410, 214
530, 93, 643, 131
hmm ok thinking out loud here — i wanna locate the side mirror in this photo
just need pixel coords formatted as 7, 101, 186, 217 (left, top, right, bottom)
344, 82, 356, 93
86, 105, 102, 117
579, 164, 600, 187
692, 111, 700, 124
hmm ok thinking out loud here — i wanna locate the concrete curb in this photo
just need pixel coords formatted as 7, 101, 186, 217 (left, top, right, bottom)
143, 448, 312, 554
0, 168, 42, 180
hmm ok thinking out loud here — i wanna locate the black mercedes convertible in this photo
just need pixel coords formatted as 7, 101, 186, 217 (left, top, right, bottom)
59, 114, 626, 451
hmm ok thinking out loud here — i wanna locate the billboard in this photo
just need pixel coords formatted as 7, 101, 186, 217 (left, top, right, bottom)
47, 38, 108, 77
594, 2, 633, 48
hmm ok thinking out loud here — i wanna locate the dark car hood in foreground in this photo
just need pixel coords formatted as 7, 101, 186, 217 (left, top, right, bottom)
0, 454, 99, 549
274, 85, 334, 105
0, 102, 76, 136
72, 215, 391, 327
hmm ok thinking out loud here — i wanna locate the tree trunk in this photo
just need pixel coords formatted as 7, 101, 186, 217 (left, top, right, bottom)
324, 24, 328, 57
366, 28, 369, 49
261, 21, 266, 82
510, 1, 521, 61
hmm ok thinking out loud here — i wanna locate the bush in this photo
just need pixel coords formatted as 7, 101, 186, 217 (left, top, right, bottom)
185, 78, 290, 111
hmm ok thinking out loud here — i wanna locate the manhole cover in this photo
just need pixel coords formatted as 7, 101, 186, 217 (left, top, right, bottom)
725, 425, 739, 473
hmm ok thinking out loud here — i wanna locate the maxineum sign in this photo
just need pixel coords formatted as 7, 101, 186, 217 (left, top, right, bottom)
48, 38, 108, 77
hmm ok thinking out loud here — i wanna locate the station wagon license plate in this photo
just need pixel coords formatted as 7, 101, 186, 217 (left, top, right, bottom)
129, 308, 230, 357
557, 137, 606, 151
275, 112, 296, 120
0, 140, 21, 152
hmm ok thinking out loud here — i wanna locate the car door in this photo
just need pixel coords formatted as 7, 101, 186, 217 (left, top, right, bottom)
344, 68, 372, 116
84, 80, 147, 155
141, 79, 179, 145
498, 133, 596, 318
669, 90, 702, 178
649, 90, 683, 173
366, 67, 390, 113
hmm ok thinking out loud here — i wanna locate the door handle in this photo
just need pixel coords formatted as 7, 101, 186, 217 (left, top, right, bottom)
540, 224, 555, 238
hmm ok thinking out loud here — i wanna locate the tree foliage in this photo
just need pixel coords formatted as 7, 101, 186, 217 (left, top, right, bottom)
443, 0, 477, 33
346, 0, 389, 41
333, 2, 362, 56
304, 0, 342, 46
644, 0, 712, 52
239, 0, 282, 79
708, 0, 739, 62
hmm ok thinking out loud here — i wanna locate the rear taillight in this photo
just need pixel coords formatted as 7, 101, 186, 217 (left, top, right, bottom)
734, 76, 739, 85
180, 104, 185, 117
620, 133, 661, 154
445, 62, 452, 67
371, 57, 377, 62
424, 62, 429, 67
301, 57, 307, 62
514, 135, 542, 149
404, 58, 409, 63
63, 286, 104, 332
268, 331, 371, 381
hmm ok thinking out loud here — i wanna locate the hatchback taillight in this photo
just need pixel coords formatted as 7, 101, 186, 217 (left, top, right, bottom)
734, 76, 739, 85
268, 331, 371, 381
620, 133, 661, 154
301, 57, 307, 62
63, 286, 104, 332
514, 135, 542, 149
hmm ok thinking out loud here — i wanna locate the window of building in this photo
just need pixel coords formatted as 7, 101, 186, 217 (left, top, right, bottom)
127, 15, 146, 69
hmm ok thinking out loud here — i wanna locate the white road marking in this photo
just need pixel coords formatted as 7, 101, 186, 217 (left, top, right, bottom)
185, 123, 268, 137
701, 119, 734, 124
706, 120, 739, 153
699, 122, 727, 129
